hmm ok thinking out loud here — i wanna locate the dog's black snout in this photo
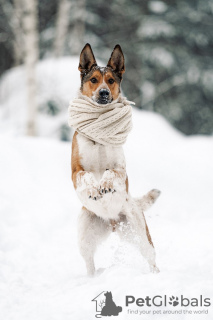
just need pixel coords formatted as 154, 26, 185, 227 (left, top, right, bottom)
98, 88, 110, 104
99, 89, 109, 98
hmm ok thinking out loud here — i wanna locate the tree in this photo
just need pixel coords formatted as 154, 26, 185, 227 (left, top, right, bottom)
22, 0, 39, 136
69, 0, 85, 55
0, 0, 24, 66
54, 0, 72, 57
13, 0, 24, 66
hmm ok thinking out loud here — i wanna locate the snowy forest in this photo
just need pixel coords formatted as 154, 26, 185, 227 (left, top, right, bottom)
0, 0, 213, 139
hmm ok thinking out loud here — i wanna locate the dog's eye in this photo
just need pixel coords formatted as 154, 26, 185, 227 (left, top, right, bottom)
90, 77, 98, 83
108, 78, 115, 84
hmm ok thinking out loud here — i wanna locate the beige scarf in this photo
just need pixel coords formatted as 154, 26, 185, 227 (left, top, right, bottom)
68, 92, 134, 146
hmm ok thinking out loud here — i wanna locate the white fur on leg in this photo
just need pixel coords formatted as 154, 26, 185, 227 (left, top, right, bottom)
78, 207, 111, 276
150, 265, 160, 273
120, 197, 160, 273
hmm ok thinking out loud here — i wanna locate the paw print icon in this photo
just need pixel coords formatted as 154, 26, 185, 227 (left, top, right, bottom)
169, 296, 179, 307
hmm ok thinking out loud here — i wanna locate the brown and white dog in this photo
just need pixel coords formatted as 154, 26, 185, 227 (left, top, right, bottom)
71, 43, 160, 275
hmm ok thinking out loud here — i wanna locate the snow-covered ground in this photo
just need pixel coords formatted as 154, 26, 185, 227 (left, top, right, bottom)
0, 108, 212, 320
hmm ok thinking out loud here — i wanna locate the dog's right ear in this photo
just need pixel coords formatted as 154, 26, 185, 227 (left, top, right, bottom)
78, 43, 97, 75
107, 44, 125, 78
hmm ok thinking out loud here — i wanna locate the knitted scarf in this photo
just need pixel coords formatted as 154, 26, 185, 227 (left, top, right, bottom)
68, 91, 134, 146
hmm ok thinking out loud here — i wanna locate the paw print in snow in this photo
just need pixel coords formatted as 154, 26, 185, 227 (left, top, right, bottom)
169, 296, 179, 307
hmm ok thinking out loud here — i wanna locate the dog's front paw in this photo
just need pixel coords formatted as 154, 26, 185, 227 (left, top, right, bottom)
99, 170, 116, 195
87, 186, 102, 201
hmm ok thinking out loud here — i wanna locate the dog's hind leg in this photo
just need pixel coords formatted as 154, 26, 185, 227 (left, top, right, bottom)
140, 212, 160, 273
118, 198, 160, 273
78, 206, 111, 276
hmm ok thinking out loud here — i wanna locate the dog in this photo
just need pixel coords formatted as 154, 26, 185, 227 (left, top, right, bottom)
71, 43, 160, 275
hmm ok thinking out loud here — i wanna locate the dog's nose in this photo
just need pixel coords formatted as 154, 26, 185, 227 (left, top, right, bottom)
99, 89, 109, 99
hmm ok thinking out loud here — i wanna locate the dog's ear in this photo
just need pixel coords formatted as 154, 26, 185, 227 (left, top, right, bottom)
78, 43, 97, 74
107, 44, 125, 78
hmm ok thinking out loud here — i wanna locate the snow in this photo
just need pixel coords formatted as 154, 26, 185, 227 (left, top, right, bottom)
141, 81, 156, 105
149, 47, 174, 69
0, 108, 213, 319
0, 57, 81, 139
148, 1, 168, 14
138, 19, 176, 39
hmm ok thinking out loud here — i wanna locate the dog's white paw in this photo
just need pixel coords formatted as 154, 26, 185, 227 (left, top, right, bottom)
99, 170, 116, 195
99, 184, 116, 195
87, 186, 102, 201
150, 264, 160, 274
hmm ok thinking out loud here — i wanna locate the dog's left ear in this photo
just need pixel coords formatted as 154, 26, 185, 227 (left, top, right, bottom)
107, 45, 125, 78
78, 43, 97, 74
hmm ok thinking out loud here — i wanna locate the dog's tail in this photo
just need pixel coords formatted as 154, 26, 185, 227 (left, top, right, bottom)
134, 189, 161, 212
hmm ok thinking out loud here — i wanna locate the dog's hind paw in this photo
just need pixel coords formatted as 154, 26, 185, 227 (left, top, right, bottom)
150, 265, 160, 274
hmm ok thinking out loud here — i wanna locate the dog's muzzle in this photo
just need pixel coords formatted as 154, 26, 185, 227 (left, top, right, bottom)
98, 88, 111, 104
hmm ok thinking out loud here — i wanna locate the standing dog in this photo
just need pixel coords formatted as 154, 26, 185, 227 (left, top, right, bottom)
70, 43, 160, 275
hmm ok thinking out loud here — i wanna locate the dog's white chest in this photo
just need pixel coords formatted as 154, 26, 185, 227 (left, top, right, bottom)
77, 133, 126, 181
76, 133, 127, 219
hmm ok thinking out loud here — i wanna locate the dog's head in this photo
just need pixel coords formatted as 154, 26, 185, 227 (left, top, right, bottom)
78, 43, 125, 104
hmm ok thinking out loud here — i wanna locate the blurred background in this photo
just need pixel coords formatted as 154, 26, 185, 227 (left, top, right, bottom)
0, 0, 213, 140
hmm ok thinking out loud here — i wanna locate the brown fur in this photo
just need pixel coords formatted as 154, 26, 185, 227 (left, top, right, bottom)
125, 176, 129, 193
81, 69, 120, 101
71, 131, 84, 189
110, 219, 117, 232
112, 169, 126, 182
104, 71, 120, 99
144, 217, 154, 247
